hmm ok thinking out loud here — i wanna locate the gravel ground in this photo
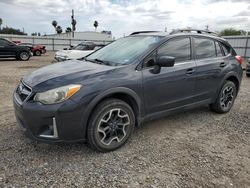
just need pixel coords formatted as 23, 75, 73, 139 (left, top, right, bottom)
0, 53, 250, 188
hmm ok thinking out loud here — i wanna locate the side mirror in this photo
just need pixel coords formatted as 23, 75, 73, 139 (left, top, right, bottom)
156, 56, 175, 67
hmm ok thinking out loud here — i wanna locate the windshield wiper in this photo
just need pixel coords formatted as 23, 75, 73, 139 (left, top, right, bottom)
85, 58, 112, 66
94, 58, 111, 65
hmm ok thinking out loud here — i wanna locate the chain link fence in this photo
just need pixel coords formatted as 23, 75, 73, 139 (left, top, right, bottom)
0, 34, 113, 51
224, 36, 250, 60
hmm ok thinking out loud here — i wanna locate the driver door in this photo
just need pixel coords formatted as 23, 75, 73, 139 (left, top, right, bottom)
142, 37, 197, 116
0, 39, 16, 57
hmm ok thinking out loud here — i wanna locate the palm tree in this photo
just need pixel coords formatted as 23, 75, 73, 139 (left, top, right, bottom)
56, 26, 63, 34
0, 18, 2, 30
65, 27, 72, 33
93, 20, 98, 32
52, 20, 57, 33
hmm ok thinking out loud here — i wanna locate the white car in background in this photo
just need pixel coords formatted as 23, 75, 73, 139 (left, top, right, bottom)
54, 42, 105, 62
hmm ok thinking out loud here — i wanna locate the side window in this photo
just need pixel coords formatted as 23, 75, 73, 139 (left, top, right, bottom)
0, 39, 9, 46
157, 37, 191, 63
215, 41, 223, 57
194, 38, 216, 59
221, 44, 231, 56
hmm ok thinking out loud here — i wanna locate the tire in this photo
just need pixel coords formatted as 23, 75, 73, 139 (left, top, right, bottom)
210, 81, 237, 114
17, 51, 30, 61
35, 50, 41, 56
87, 98, 135, 152
247, 73, 250, 77
41, 49, 46, 54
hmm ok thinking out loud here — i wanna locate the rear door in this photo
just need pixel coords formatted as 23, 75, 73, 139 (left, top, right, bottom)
142, 37, 197, 115
193, 37, 229, 102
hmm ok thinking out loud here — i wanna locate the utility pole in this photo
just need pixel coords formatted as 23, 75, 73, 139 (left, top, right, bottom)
71, 9, 74, 38
205, 25, 209, 31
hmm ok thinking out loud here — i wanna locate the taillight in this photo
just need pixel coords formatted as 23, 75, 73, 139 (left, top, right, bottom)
235, 55, 243, 65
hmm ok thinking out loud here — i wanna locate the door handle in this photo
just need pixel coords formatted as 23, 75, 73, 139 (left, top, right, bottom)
220, 62, 227, 67
186, 68, 195, 75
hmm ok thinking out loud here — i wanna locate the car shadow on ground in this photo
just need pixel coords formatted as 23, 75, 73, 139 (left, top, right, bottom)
0, 58, 18, 61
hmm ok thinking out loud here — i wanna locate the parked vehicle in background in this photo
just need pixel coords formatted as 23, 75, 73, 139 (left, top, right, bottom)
18, 43, 46, 56
13, 29, 243, 152
54, 42, 105, 62
0, 38, 31, 61
246, 58, 250, 77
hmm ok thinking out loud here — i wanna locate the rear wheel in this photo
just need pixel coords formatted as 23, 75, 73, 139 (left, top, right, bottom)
17, 51, 30, 61
87, 99, 135, 152
210, 81, 237, 114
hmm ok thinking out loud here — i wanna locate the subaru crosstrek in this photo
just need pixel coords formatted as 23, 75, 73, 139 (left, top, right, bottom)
13, 30, 243, 152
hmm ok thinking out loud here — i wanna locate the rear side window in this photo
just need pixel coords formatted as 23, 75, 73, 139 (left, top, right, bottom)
221, 44, 231, 56
157, 37, 191, 63
194, 38, 216, 59
215, 41, 223, 57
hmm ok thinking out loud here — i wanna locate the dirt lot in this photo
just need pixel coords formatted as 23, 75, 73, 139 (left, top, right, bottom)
0, 52, 250, 188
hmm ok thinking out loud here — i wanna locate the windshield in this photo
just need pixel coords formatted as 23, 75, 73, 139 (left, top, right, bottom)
86, 36, 162, 66
73, 44, 88, 50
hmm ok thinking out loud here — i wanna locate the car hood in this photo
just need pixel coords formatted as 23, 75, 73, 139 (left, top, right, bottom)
56, 50, 94, 59
23, 60, 119, 89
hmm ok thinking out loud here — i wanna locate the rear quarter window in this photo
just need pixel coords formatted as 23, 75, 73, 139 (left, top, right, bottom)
220, 43, 235, 56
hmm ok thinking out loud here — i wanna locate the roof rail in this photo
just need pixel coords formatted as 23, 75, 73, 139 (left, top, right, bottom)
130, 31, 160, 35
170, 29, 218, 36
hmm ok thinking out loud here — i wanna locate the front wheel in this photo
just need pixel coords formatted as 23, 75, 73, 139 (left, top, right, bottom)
17, 51, 30, 61
34, 50, 41, 56
87, 99, 135, 152
210, 81, 237, 114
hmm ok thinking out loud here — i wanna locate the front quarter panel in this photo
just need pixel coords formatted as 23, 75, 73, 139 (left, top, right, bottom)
69, 64, 143, 136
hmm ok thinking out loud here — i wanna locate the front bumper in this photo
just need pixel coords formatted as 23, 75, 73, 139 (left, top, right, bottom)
13, 86, 87, 143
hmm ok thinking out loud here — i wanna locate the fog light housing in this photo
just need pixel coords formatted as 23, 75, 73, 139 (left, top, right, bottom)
39, 117, 58, 139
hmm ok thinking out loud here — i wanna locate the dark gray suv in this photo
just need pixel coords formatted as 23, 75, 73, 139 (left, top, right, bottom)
13, 30, 243, 152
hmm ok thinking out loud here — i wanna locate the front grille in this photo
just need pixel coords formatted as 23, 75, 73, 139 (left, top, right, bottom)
15, 82, 32, 103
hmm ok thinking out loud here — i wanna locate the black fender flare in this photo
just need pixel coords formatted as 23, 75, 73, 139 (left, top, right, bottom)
84, 87, 143, 132
213, 71, 241, 102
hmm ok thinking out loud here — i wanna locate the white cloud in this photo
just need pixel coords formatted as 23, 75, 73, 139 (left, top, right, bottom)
0, 0, 249, 38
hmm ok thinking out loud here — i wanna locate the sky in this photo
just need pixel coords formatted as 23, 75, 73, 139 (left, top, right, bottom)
0, 0, 250, 38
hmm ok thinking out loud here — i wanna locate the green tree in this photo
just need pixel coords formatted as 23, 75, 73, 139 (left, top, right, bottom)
0, 26, 27, 35
0, 18, 2, 30
31, 32, 37, 36
56, 26, 63, 34
93, 20, 98, 32
65, 27, 72, 33
220, 28, 247, 36
52, 20, 58, 33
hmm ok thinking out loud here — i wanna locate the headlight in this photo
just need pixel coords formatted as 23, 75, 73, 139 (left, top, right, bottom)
34, 84, 81, 104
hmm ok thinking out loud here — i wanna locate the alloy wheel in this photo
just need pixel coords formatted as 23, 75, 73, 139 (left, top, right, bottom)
220, 86, 234, 110
97, 108, 130, 146
20, 52, 29, 61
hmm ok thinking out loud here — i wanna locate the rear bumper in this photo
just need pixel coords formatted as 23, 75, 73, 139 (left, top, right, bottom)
13, 89, 87, 143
